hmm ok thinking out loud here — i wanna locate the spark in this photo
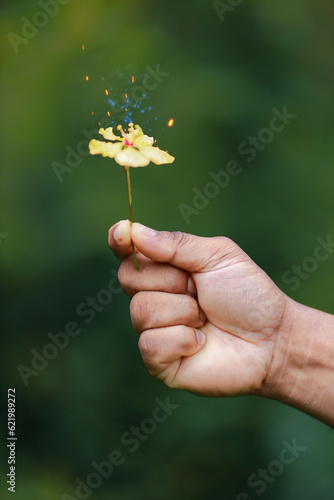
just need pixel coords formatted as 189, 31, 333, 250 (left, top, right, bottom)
105, 89, 109, 96
82, 44, 85, 50
167, 118, 175, 127
107, 111, 111, 117
131, 75, 135, 83
85, 75, 89, 81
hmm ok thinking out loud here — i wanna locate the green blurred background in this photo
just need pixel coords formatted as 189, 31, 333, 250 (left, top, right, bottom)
1, 0, 334, 499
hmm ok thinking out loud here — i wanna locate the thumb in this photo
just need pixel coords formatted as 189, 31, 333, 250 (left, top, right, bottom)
131, 223, 237, 273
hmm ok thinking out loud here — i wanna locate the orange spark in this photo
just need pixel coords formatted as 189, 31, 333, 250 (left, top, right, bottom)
82, 44, 85, 50
167, 118, 175, 127
131, 75, 135, 83
85, 75, 89, 81
125, 93, 128, 98
107, 111, 111, 117
105, 89, 109, 96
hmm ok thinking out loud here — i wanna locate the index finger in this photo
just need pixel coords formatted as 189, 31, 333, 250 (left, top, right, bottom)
108, 219, 134, 260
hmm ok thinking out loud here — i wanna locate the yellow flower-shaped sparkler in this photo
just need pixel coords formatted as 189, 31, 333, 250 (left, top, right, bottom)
89, 123, 175, 269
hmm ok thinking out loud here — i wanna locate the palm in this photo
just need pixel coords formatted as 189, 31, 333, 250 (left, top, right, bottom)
163, 258, 286, 397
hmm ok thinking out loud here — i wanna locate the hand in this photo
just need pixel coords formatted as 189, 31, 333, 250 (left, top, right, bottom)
108, 220, 290, 398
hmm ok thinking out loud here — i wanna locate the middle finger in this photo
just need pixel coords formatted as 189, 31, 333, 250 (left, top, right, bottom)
130, 291, 206, 334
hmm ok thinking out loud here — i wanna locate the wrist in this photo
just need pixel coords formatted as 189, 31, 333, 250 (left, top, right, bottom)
259, 297, 334, 427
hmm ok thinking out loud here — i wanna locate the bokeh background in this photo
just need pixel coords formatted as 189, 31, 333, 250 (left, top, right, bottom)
1, 1, 334, 499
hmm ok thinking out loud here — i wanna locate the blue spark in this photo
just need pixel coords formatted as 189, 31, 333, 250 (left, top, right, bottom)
106, 67, 159, 128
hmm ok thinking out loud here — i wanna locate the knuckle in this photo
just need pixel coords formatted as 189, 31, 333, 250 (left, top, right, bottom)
170, 232, 204, 269
214, 236, 239, 255
169, 231, 194, 254
138, 331, 159, 362
171, 231, 195, 251
179, 327, 197, 350
130, 292, 150, 332
205, 236, 242, 269
170, 231, 189, 244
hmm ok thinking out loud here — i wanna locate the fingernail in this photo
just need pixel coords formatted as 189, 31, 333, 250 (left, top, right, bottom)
113, 225, 122, 242
196, 330, 205, 345
138, 223, 158, 238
